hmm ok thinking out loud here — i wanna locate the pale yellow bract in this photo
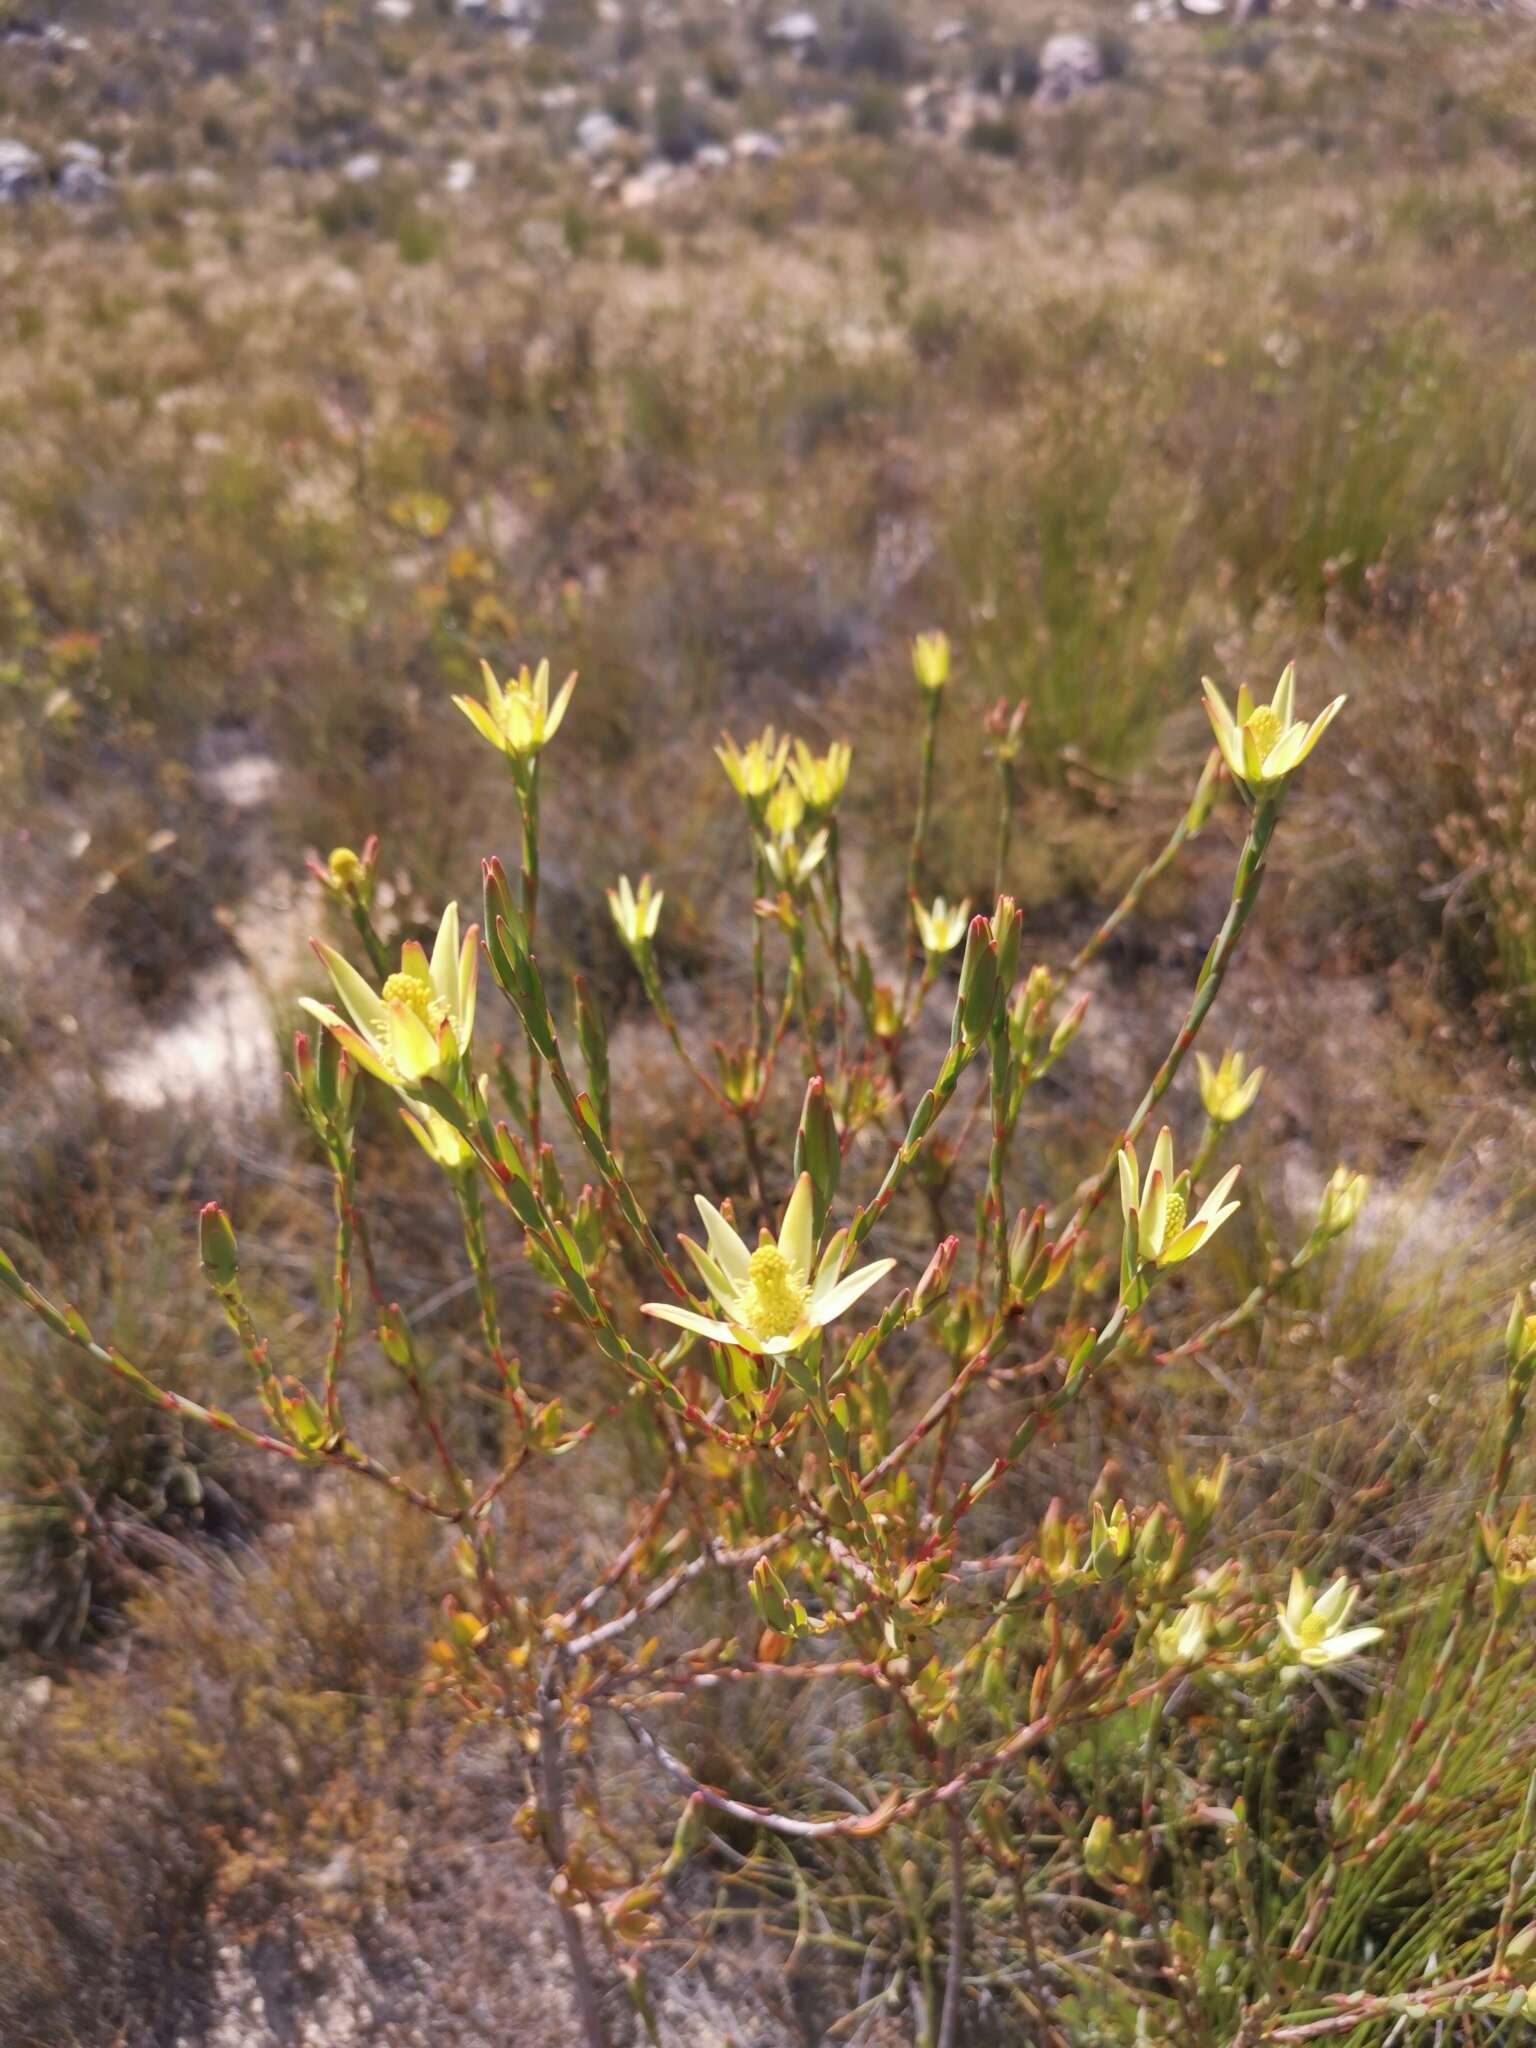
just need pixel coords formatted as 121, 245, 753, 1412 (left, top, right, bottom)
644, 1172, 894, 1357
1202, 663, 1345, 797
454, 657, 577, 761
301, 901, 478, 1092
1119, 1126, 1241, 1271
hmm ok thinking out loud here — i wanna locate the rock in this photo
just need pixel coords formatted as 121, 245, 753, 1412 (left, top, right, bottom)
932, 17, 969, 42
1035, 32, 1103, 105
57, 139, 112, 204
341, 151, 382, 183
694, 142, 731, 172
766, 11, 821, 49
732, 128, 784, 163
0, 138, 44, 203
444, 155, 476, 192
309, 1847, 360, 1895
1179, 0, 1227, 15
375, 0, 413, 16
619, 159, 677, 207
575, 109, 623, 158
196, 748, 281, 811
104, 956, 283, 1122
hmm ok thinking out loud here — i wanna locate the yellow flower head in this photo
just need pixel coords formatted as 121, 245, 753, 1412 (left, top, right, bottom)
643, 1174, 894, 1358
607, 873, 664, 955
300, 901, 478, 1091
912, 631, 951, 694
716, 726, 790, 806
308, 835, 378, 905
1202, 664, 1344, 798
914, 894, 971, 958
454, 657, 576, 761
1119, 1126, 1241, 1274
1481, 1499, 1536, 1598
788, 738, 852, 815
328, 847, 365, 892
1152, 1602, 1211, 1671
1275, 1571, 1382, 1670
765, 781, 806, 841
1196, 1048, 1265, 1126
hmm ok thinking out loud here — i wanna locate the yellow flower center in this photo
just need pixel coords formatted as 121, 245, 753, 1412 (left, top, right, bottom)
741, 1244, 810, 1343
1162, 1191, 1187, 1243
328, 847, 364, 890
382, 972, 452, 1037
1245, 705, 1283, 761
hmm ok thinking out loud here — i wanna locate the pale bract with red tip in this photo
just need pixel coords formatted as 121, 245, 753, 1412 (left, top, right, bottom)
643, 1173, 895, 1358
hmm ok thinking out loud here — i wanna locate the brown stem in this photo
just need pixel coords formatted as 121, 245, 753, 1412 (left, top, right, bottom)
538, 1673, 611, 2048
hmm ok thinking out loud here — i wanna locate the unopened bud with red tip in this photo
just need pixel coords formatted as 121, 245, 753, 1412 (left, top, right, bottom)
378, 1301, 415, 1372
198, 1202, 239, 1291
293, 1028, 316, 1097
279, 1378, 335, 1454
957, 915, 999, 1044
793, 1075, 841, 1237
481, 855, 528, 967
1008, 1205, 1053, 1303
914, 1235, 959, 1315
989, 895, 1021, 996
1049, 992, 1090, 1059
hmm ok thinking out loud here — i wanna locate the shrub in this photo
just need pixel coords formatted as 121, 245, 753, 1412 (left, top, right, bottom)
11, 640, 1533, 2047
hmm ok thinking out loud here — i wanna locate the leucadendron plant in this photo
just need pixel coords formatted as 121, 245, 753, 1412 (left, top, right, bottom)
7, 644, 1536, 2047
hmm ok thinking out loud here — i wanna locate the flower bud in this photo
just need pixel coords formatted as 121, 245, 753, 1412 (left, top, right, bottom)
912, 630, 951, 693
1507, 1291, 1536, 1389
1185, 749, 1222, 836
989, 894, 1022, 995
1038, 1498, 1081, 1586
1083, 1815, 1137, 1885
1049, 993, 1090, 1060
793, 1076, 841, 1238
378, 1301, 415, 1371
1089, 1498, 1132, 1583
913, 1235, 959, 1315
749, 1556, 806, 1639
1167, 1456, 1229, 1542
279, 1379, 334, 1454
197, 1202, 239, 1291
1315, 1167, 1368, 1242
957, 915, 999, 1044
